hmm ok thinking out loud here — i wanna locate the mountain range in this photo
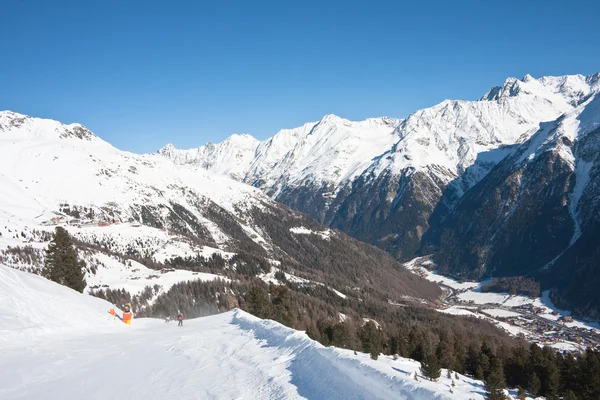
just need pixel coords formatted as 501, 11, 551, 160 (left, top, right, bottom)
0, 109, 440, 314
158, 72, 600, 317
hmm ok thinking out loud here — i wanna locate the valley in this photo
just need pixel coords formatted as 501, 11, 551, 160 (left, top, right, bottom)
404, 256, 600, 352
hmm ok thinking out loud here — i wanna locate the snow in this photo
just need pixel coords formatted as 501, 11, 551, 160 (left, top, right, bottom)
157, 134, 260, 180
259, 266, 347, 299
0, 264, 123, 344
0, 111, 271, 229
330, 288, 347, 299
0, 265, 523, 399
568, 157, 593, 245
85, 252, 228, 297
161, 114, 402, 196
289, 226, 332, 240
0, 111, 288, 300
403, 257, 479, 291
404, 256, 600, 350
483, 308, 522, 318
259, 266, 311, 285
438, 306, 478, 317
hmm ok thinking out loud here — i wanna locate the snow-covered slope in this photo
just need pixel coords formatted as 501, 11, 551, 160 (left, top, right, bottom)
158, 133, 260, 180
160, 114, 401, 194
0, 264, 122, 344
0, 265, 516, 400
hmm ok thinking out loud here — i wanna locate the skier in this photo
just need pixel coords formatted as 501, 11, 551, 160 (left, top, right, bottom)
177, 310, 184, 327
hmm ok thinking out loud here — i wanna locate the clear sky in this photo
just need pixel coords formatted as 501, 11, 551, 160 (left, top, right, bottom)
2, 0, 599, 153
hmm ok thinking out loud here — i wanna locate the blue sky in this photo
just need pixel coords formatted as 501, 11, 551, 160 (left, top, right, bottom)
2, 0, 599, 153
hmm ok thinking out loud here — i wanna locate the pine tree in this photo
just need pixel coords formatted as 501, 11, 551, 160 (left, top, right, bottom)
247, 285, 269, 318
420, 352, 441, 381
528, 372, 541, 397
43, 227, 85, 292
563, 389, 578, 400
484, 357, 507, 400
360, 321, 382, 360
543, 362, 560, 400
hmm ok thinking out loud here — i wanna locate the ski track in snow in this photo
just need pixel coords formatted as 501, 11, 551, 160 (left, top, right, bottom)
0, 264, 519, 400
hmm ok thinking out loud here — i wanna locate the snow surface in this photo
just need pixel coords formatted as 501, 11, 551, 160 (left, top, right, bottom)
160, 115, 402, 196
259, 266, 348, 300
404, 256, 600, 351
289, 226, 332, 240
483, 308, 522, 318
85, 252, 228, 297
0, 110, 271, 229
0, 265, 527, 399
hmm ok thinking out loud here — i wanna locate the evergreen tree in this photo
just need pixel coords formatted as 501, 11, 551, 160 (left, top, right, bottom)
542, 361, 560, 399
43, 227, 85, 292
330, 322, 353, 349
516, 386, 526, 400
247, 285, 269, 318
420, 351, 441, 381
528, 372, 541, 397
360, 321, 382, 360
484, 357, 507, 400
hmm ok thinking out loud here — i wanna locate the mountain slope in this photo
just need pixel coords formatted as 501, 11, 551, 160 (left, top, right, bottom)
426, 91, 600, 316
159, 73, 600, 262
0, 110, 440, 309
0, 264, 512, 400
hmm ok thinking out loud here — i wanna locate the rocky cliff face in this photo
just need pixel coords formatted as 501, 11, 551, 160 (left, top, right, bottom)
425, 91, 600, 316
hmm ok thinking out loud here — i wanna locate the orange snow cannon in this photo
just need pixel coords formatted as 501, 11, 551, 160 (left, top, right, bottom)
122, 312, 132, 325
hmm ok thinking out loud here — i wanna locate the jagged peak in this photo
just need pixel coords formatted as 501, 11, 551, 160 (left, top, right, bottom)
224, 133, 260, 144
480, 72, 600, 104
0, 110, 97, 141
522, 73, 535, 82
319, 113, 345, 123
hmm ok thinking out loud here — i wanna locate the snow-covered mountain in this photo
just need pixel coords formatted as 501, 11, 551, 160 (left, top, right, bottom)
1, 264, 514, 400
0, 110, 440, 310
426, 89, 600, 317
159, 114, 402, 194
159, 73, 600, 259
158, 133, 260, 180
157, 72, 600, 317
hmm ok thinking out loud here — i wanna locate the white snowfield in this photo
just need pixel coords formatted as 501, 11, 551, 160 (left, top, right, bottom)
0, 265, 522, 400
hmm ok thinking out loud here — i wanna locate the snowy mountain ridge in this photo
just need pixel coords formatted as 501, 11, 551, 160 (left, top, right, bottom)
159, 113, 403, 195
159, 72, 600, 196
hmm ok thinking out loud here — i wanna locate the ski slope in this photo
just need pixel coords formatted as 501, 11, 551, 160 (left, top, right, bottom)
0, 265, 523, 400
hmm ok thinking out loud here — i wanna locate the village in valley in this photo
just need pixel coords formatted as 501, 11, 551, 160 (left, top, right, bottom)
405, 257, 600, 353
